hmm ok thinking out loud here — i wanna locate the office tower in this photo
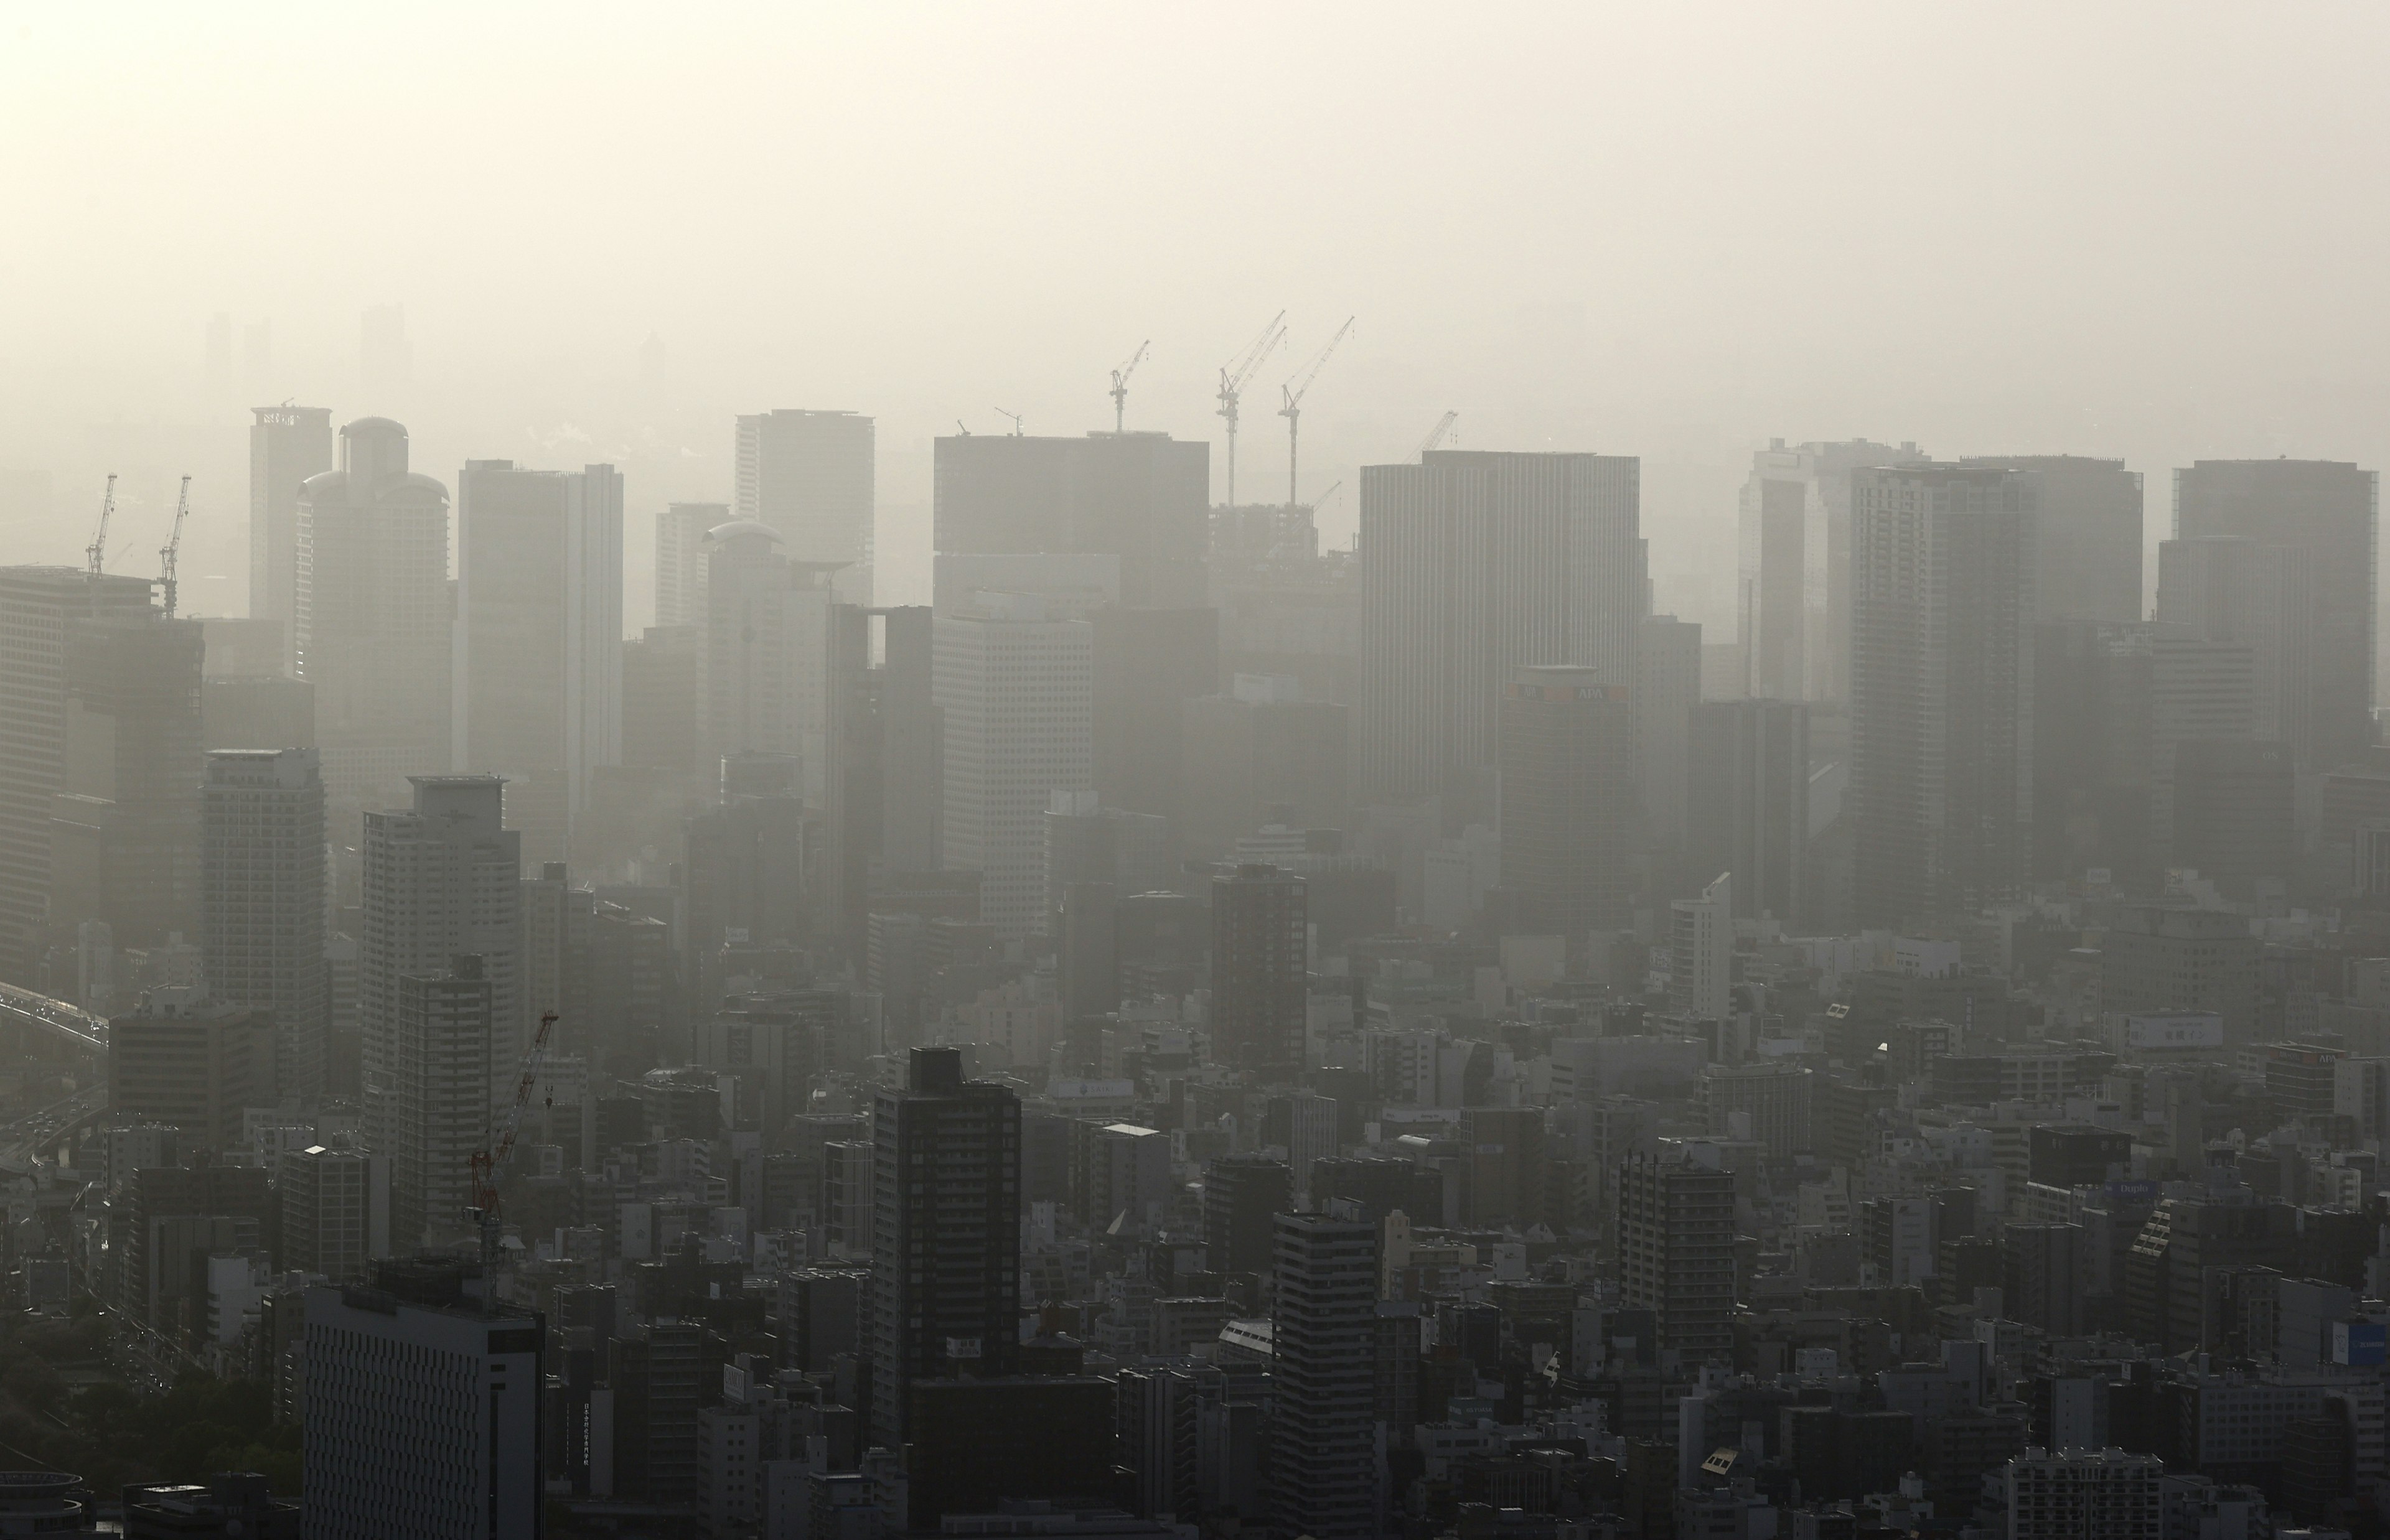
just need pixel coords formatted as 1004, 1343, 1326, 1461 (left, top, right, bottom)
1700, 1061, 1811, 1158
1269, 1209, 1379, 1540
1959, 455, 2144, 623
2102, 904, 2259, 1042
1738, 438, 1926, 702
1181, 675, 1349, 859
1090, 605, 1219, 825
2172, 738, 2295, 897
1614, 1146, 1736, 1362
1359, 450, 1647, 807
736, 410, 875, 603
202, 672, 315, 754
1203, 1155, 1292, 1276
247, 404, 333, 669
702, 520, 840, 804
41, 580, 206, 972
281, 1141, 377, 1281
1671, 872, 1732, 1020
932, 595, 1093, 938
655, 502, 726, 629
304, 1263, 543, 1539
2155, 535, 2316, 768
876, 606, 943, 873
360, 777, 523, 1140
2005, 1449, 2162, 1540
621, 624, 701, 782
1849, 464, 2037, 925
1209, 864, 1306, 1073
2175, 459, 2379, 770
1635, 615, 1700, 847
200, 749, 327, 1099
1496, 665, 1635, 935
453, 459, 623, 864
868, 1048, 1021, 1446
934, 430, 1209, 609
683, 757, 807, 1007
1685, 700, 1808, 922
294, 418, 452, 817
106, 994, 278, 1152
609, 1320, 706, 1503
388, 956, 494, 1249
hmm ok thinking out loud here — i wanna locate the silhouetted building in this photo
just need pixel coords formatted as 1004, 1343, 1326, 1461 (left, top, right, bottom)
201, 749, 327, 1098
1960, 455, 2143, 625
1209, 864, 1306, 1072
1684, 699, 1808, 922
934, 430, 1209, 609
1497, 665, 1635, 935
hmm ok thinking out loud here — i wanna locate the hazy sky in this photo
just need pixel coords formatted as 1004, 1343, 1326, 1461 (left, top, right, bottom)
4, 2, 2386, 630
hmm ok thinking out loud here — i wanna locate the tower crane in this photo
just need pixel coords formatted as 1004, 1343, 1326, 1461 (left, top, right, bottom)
995, 407, 1023, 437
1216, 311, 1286, 506
1108, 340, 1149, 434
1278, 315, 1354, 508
466, 1009, 562, 1261
1419, 410, 1460, 456
85, 474, 117, 575
157, 475, 191, 617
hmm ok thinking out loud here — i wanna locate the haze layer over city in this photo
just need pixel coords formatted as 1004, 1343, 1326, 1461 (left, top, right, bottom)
6, 5, 2390, 1540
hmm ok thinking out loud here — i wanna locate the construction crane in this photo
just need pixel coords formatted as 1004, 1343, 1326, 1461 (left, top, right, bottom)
1312, 478, 1343, 516
85, 474, 117, 575
1278, 315, 1354, 508
1419, 410, 1460, 456
157, 475, 191, 617
1216, 310, 1286, 506
994, 407, 1024, 436
1108, 339, 1149, 434
466, 1009, 561, 1259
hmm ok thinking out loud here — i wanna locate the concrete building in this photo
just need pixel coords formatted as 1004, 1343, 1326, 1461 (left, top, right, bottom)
2003, 1448, 2162, 1540
1636, 615, 1701, 847
1497, 665, 1635, 936
280, 1141, 379, 1282
1737, 438, 1927, 703
1671, 872, 1732, 1021
1614, 1146, 1736, 1363
302, 1263, 543, 1539
248, 404, 333, 672
1359, 450, 1646, 809
106, 990, 278, 1154
2155, 536, 2313, 768
1202, 1155, 1291, 1278
932, 430, 1209, 609
1849, 464, 2037, 925
736, 409, 874, 604
294, 418, 452, 819
388, 957, 496, 1250
702, 520, 841, 805
2102, 904, 2259, 1043
1270, 1209, 1379, 1540
1209, 864, 1306, 1073
932, 595, 1093, 939
1699, 1060, 1811, 1159
654, 501, 725, 630
1685, 700, 1807, 923
1959, 455, 2143, 625
1180, 675, 1349, 861
200, 749, 327, 1099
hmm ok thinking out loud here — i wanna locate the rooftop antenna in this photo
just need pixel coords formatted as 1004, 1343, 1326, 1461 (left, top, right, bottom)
995, 408, 1023, 437
85, 474, 116, 574
157, 475, 192, 616
1216, 310, 1286, 506
1279, 315, 1354, 508
1108, 339, 1149, 434
955, 418, 972, 436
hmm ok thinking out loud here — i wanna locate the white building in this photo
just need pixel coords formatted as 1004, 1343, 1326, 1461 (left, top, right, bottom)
1671, 871, 1732, 1020
201, 748, 328, 1100
701, 520, 841, 805
734, 408, 874, 605
654, 501, 724, 630
934, 595, 1092, 938
303, 1272, 542, 1539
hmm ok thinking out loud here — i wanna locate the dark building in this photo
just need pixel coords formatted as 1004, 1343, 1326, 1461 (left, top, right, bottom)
868, 1048, 1021, 1445
609, 1320, 705, 1504
1092, 605, 1219, 828
1958, 455, 2143, 625
1203, 1155, 1291, 1277
1497, 666, 1636, 935
683, 759, 808, 1010
1270, 1209, 1380, 1540
1181, 679, 1350, 859
2173, 738, 2295, 898
933, 431, 1211, 609
2028, 1124, 2134, 1190
1684, 698, 1808, 922
123, 1472, 300, 1538
621, 624, 701, 783
903, 1376, 1117, 1526
1209, 864, 1306, 1071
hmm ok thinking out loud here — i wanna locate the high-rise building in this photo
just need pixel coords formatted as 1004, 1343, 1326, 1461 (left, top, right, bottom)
2173, 737, 2295, 898
1181, 675, 1349, 861
106, 991, 278, 1153
1699, 1060, 1811, 1159
702, 520, 841, 804
932, 596, 1092, 939
1959, 455, 2144, 624
1203, 1155, 1292, 1277
1208, 864, 1306, 1073
1737, 439, 1927, 703
303, 1262, 543, 1539
2173, 459, 2378, 772
453, 459, 623, 865
1684, 700, 1808, 922
683, 756, 807, 1007
2155, 535, 2317, 770
294, 418, 451, 819
248, 404, 333, 670
655, 502, 726, 630
1635, 615, 1701, 847
933, 431, 1208, 609
2003, 1448, 2162, 1540
736, 410, 875, 604
1671, 872, 1732, 1020
360, 777, 523, 1144
1614, 1145, 1736, 1363
388, 955, 494, 1250
621, 624, 701, 783
1496, 665, 1635, 936
200, 749, 326, 1099
1090, 605, 1219, 827
1269, 1209, 1379, 1540
868, 1048, 1020, 1447
1360, 450, 1647, 807
281, 1141, 379, 1281
1849, 464, 2037, 925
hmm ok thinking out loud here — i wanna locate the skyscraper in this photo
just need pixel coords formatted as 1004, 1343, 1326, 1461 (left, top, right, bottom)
453, 459, 624, 865
201, 749, 327, 1099
1849, 464, 2037, 925
702, 520, 841, 804
1685, 699, 1808, 922
1496, 665, 1635, 936
933, 431, 1209, 609
932, 595, 1093, 938
868, 1047, 1020, 1447
1269, 1209, 1379, 1540
2173, 458, 2379, 772
247, 404, 332, 670
1959, 455, 2143, 624
736, 409, 875, 604
294, 418, 451, 819
1359, 449, 1647, 808
1614, 1145, 1736, 1363
389, 955, 493, 1249
1634, 615, 1702, 847
281, 1141, 377, 1282
1209, 864, 1306, 1073
654, 502, 724, 629
2154, 535, 2316, 768
1671, 871, 1732, 1020
1737, 438, 1927, 703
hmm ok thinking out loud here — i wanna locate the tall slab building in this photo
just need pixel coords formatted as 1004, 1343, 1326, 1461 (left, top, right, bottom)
201, 748, 328, 1099
736, 409, 875, 604
933, 431, 1209, 609
1737, 438, 1926, 703
247, 404, 332, 671
1959, 455, 2143, 625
